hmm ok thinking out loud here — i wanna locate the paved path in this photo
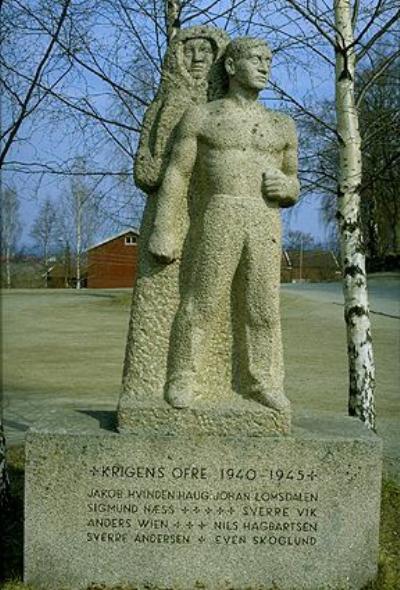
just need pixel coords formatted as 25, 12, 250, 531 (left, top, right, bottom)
282, 273, 400, 318
3, 396, 115, 445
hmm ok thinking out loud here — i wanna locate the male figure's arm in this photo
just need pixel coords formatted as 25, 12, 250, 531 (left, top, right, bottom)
149, 108, 200, 263
262, 117, 300, 208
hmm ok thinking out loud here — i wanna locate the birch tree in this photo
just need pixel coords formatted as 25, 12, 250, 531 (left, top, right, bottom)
166, 0, 182, 43
30, 198, 59, 288
64, 183, 91, 290
303, 59, 400, 270
0, 0, 73, 168
60, 161, 106, 289
334, 0, 375, 427
279, 0, 399, 429
0, 187, 21, 288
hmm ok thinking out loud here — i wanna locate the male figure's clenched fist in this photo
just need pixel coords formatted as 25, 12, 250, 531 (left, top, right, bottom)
262, 169, 297, 207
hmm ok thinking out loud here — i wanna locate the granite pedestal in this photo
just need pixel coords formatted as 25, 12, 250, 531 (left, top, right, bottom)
24, 407, 382, 590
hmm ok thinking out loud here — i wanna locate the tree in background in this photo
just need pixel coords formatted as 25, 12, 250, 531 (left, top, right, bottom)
0, 0, 73, 168
359, 60, 400, 268
284, 230, 316, 252
304, 59, 400, 272
0, 187, 21, 288
30, 198, 59, 287
276, 0, 399, 429
60, 159, 106, 289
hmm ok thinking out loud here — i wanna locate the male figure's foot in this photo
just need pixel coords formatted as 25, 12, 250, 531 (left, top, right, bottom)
252, 389, 290, 412
165, 380, 196, 409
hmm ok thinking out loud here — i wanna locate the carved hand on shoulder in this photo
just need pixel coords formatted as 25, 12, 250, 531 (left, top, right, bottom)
148, 227, 179, 264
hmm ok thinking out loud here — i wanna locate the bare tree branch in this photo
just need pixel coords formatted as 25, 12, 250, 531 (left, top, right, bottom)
6, 160, 129, 176
283, 0, 336, 47
0, 0, 72, 168
351, 0, 384, 47
0, 58, 141, 133
351, 0, 361, 31
269, 80, 338, 136
12, 0, 149, 107
356, 49, 400, 107
356, 8, 400, 61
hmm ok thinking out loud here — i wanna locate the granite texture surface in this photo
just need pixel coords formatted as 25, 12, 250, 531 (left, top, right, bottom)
25, 409, 382, 590
118, 398, 291, 435
120, 34, 299, 418
121, 27, 231, 408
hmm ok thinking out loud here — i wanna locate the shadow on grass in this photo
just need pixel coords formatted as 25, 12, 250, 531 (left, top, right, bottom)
2, 445, 400, 590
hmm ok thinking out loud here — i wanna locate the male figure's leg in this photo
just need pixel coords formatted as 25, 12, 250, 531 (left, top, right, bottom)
243, 205, 289, 412
166, 198, 244, 408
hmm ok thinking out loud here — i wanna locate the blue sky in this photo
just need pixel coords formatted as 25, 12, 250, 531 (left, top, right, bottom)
4, 1, 338, 249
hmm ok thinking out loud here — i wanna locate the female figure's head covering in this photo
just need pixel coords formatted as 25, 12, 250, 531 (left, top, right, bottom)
135, 26, 230, 193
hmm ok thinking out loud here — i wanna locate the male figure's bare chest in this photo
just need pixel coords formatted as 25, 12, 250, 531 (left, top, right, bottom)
199, 107, 287, 156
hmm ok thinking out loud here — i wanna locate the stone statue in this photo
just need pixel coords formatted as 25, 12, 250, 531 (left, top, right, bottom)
119, 27, 230, 411
147, 37, 300, 412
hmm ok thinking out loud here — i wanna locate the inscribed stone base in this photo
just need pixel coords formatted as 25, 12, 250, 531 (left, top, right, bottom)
24, 409, 382, 590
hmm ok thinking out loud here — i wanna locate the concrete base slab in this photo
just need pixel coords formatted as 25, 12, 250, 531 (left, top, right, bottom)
24, 409, 382, 590
117, 397, 291, 435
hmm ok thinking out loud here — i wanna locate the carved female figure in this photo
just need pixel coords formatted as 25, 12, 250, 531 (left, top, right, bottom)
119, 27, 229, 416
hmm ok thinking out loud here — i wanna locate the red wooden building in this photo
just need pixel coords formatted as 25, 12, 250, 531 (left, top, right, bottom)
87, 229, 139, 288
86, 230, 340, 289
281, 250, 341, 282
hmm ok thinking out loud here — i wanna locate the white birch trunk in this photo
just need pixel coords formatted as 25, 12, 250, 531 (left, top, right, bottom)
76, 192, 82, 290
165, 0, 181, 43
334, 0, 376, 429
5, 246, 11, 288
44, 242, 49, 288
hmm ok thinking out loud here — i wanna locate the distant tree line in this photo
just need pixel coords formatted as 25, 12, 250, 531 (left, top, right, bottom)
1, 158, 110, 288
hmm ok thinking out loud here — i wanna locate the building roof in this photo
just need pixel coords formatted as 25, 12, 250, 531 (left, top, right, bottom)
282, 250, 340, 269
88, 228, 139, 252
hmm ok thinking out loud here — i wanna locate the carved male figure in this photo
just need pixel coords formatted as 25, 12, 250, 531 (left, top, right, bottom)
149, 37, 300, 412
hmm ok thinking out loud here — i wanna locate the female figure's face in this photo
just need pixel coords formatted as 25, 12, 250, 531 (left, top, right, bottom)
183, 38, 215, 79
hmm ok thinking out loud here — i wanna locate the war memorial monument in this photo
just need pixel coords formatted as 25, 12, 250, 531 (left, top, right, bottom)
24, 27, 382, 590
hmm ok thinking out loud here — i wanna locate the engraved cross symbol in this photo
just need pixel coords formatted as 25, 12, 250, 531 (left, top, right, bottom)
193, 506, 200, 514
174, 522, 181, 528
227, 507, 235, 515
198, 522, 207, 529
217, 507, 224, 515
205, 507, 212, 515
181, 506, 189, 514
186, 521, 194, 529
